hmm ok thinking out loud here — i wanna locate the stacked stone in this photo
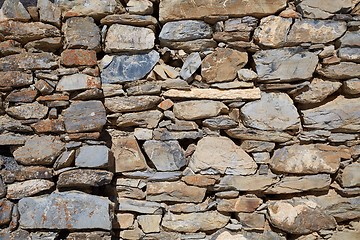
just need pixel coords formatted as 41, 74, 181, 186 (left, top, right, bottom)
0, 0, 360, 239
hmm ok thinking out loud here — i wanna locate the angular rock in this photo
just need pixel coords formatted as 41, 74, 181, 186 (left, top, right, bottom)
180, 52, 202, 80
0, 178, 5, 198
330, 231, 360, 240
116, 110, 163, 128
162, 211, 229, 233
317, 62, 360, 79
241, 92, 300, 131
56, 74, 100, 91
31, 119, 65, 133
270, 144, 344, 174
127, 83, 161, 96
0, 0, 31, 22
267, 199, 337, 234
173, 100, 228, 120
339, 163, 360, 188
163, 88, 261, 100
217, 195, 262, 213
152, 128, 203, 141
0, 21, 60, 44
236, 212, 265, 230
38, 0, 61, 27
202, 116, 238, 130
240, 140, 275, 153
105, 24, 155, 53
0, 230, 30, 240
138, 215, 161, 233
101, 50, 159, 83
6, 179, 54, 200
75, 145, 110, 169
0, 71, 33, 88
0, 114, 33, 132
182, 175, 219, 187
254, 16, 292, 48
226, 126, 294, 143
111, 135, 148, 172
191, 136, 257, 175
161, 39, 217, 52
253, 47, 318, 82
202, 48, 247, 83
302, 95, 360, 132
63, 17, 101, 52
127, 0, 153, 14
25, 37, 62, 52
339, 47, 360, 63
265, 174, 331, 194
6, 88, 38, 103
0, 52, 57, 71
0, 39, 22, 57
105, 95, 161, 113
6, 102, 48, 120
0, 165, 53, 184
61, 49, 97, 67
118, 198, 163, 214
298, 0, 353, 19
13, 135, 64, 165
0, 199, 13, 226
217, 174, 279, 191
100, 14, 157, 27
147, 181, 206, 203
143, 140, 186, 171
293, 78, 341, 104
58, 0, 119, 19
18, 191, 112, 230
57, 169, 113, 188
66, 232, 111, 240
159, 0, 287, 22
63, 101, 106, 133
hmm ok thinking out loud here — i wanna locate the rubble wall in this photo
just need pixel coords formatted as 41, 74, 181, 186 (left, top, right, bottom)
1, 0, 360, 239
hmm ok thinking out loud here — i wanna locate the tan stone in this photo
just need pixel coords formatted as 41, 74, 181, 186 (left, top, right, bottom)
202, 48, 248, 83
105, 95, 161, 113
6, 179, 54, 200
217, 174, 279, 191
116, 213, 134, 229
137, 215, 161, 233
100, 14, 157, 27
182, 175, 219, 187
217, 195, 263, 212
163, 88, 261, 100
173, 100, 228, 120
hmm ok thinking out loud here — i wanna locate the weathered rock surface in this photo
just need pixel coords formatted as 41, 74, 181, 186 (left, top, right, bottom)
18, 191, 112, 230
0, 52, 57, 71
161, 211, 230, 233
180, 52, 201, 80
105, 95, 161, 113
254, 47, 318, 82
75, 145, 110, 169
58, 0, 119, 19
143, 140, 186, 171
57, 169, 113, 188
159, 0, 287, 22
163, 88, 261, 100
190, 136, 257, 175
13, 136, 64, 165
217, 195, 263, 212
202, 116, 238, 130
105, 24, 155, 53
100, 14, 157, 26
116, 110, 163, 128
6, 179, 54, 200
298, 0, 353, 19
217, 174, 279, 191
0, 0, 31, 22
56, 74, 101, 91
0, 199, 13, 226
317, 62, 360, 80
147, 181, 206, 203
339, 163, 360, 188
61, 49, 97, 67
138, 215, 161, 233
63, 101, 106, 133
339, 47, 360, 63
173, 100, 228, 120
0, 71, 33, 88
6, 102, 48, 120
340, 30, 360, 47
241, 92, 300, 131
268, 199, 337, 234
118, 198, 162, 214
302, 96, 360, 132
101, 50, 159, 83
270, 144, 344, 174
201, 48, 248, 83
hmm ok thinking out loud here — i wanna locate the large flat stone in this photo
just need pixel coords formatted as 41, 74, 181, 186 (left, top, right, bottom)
63, 101, 106, 133
317, 62, 360, 79
56, 74, 101, 91
101, 50, 159, 83
105, 95, 161, 113
241, 92, 300, 131
0, 0, 31, 22
173, 100, 228, 120
302, 95, 360, 132
163, 88, 261, 100
298, 0, 353, 19
190, 136, 257, 175
6, 102, 48, 120
105, 24, 155, 53
18, 191, 112, 230
118, 198, 162, 214
270, 144, 344, 174
57, 0, 119, 19
75, 145, 110, 169
0, 52, 57, 71
159, 0, 287, 22
253, 47, 318, 82
57, 169, 113, 188
13, 135, 64, 165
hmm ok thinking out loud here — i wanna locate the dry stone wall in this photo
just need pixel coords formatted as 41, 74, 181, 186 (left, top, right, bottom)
0, 0, 360, 239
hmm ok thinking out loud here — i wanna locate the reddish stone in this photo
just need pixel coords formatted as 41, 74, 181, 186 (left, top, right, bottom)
0, 40, 22, 57
0, 71, 33, 88
61, 132, 101, 141
158, 99, 174, 110
182, 175, 219, 187
5, 88, 38, 103
31, 119, 65, 133
217, 195, 263, 213
37, 94, 69, 102
61, 49, 97, 67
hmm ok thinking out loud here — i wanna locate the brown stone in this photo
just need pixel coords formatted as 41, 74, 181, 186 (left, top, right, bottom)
34, 79, 54, 95
30, 119, 65, 133
61, 132, 101, 141
37, 94, 69, 102
0, 71, 33, 88
24, 37, 62, 52
61, 49, 97, 67
6, 102, 48, 120
217, 174, 279, 192
182, 175, 219, 187
0, 166, 53, 184
5, 88, 37, 103
158, 99, 174, 110
100, 14, 157, 27
0, 52, 57, 71
105, 95, 161, 113
0, 0, 31, 22
217, 195, 263, 212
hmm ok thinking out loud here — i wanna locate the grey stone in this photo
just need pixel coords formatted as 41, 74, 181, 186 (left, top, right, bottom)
66, 232, 111, 240
13, 135, 64, 165
101, 50, 159, 83
63, 17, 101, 52
143, 140, 186, 171
339, 163, 360, 188
160, 38, 217, 52
100, 14, 157, 27
0, 165, 53, 184
118, 198, 163, 214
298, 0, 353, 19
56, 74, 101, 91
240, 140, 275, 153
38, 0, 62, 27
317, 62, 360, 79
0, 115, 33, 133
6, 179, 54, 200
302, 95, 360, 132
18, 191, 112, 230
190, 136, 257, 175
0, 199, 13, 226
63, 101, 107, 133
0, 71, 33, 88
57, 169, 113, 188
153, 128, 203, 141
241, 92, 300, 131
24, 37, 61, 52
340, 30, 360, 47
0, 178, 5, 198
75, 145, 110, 169
30, 232, 59, 240
180, 52, 202, 80
53, 150, 75, 170
105, 24, 155, 53
0, 132, 30, 145
253, 47, 318, 82
6, 102, 48, 120
0, 0, 30, 22
159, 20, 212, 43
173, 100, 228, 120
343, 78, 360, 95
105, 95, 161, 113
0, 52, 57, 71
127, 83, 161, 96
0, 229, 30, 240
116, 110, 163, 128
339, 47, 360, 63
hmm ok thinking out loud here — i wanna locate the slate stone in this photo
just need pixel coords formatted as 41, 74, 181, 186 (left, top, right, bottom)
63, 101, 107, 133
57, 169, 113, 188
143, 140, 186, 171
75, 145, 110, 169
317, 62, 360, 80
180, 52, 202, 80
0, 0, 31, 22
298, 0, 353, 19
339, 163, 360, 188
118, 198, 163, 214
0, 71, 33, 88
217, 195, 263, 212
13, 135, 64, 165
6, 179, 55, 200
18, 191, 112, 230
6, 102, 48, 120
339, 47, 360, 63
0, 52, 57, 71
116, 110, 163, 129
56, 74, 101, 91
202, 116, 238, 130
253, 47, 318, 82
340, 30, 360, 47
173, 100, 228, 120
38, 0, 61, 27
159, 20, 212, 42
6, 88, 38, 103
104, 95, 161, 113
240, 92, 300, 131
216, 174, 279, 192
100, 14, 157, 26
101, 50, 159, 83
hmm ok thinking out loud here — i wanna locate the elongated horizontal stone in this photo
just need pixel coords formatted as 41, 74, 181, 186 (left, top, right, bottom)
163, 88, 261, 100
317, 62, 360, 80
57, 169, 113, 188
159, 0, 287, 22
0, 52, 57, 71
217, 174, 279, 191
100, 14, 157, 26
6, 179, 54, 200
56, 74, 101, 91
0, 71, 33, 88
105, 95, 161, 113
75, 145, 110, 169
118, 198, 163, 214
217, 195, 263, 212
6, 102, 48, 120
173, 100, 228, 120
18, 191, 112, 230
225, 126, 294, 143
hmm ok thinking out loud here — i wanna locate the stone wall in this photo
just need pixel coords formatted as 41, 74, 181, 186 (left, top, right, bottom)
0, 0, 360, 239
